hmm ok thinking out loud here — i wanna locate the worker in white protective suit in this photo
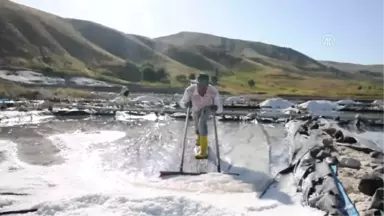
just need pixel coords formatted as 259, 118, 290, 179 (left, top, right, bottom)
179, 72, 223, 159
112, 86, 131, 107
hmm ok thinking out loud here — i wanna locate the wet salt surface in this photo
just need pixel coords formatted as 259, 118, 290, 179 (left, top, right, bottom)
0, 74, 382, 215
0, 113, 381, 216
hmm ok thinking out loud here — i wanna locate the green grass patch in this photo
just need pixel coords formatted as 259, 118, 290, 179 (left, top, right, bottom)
218, 69, 383, 97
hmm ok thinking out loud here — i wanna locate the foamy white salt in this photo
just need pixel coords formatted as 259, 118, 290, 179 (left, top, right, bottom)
0, 111, 53, 127
0, 123, 333, 216
0, 70, 65, 85
69, 77, 113, 87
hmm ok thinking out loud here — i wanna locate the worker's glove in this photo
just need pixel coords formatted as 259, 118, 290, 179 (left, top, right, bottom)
184, 101, 192, 108
210, 105, 218, 112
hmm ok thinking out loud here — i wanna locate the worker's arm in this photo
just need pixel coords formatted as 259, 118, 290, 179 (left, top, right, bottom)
179, 85, 193, 108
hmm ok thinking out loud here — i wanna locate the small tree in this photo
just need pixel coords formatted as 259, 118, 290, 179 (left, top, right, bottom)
214, 68, 219, 82
211, 76, 218, 85
43, 67, 54, 73
141, 62, 154, 70
188, 73, 196, 80
122, 60, 141, 82
248, 79, 255, 88
357, 86, 362, 90
176, 75, 188, 84
156, 68, 168, 80
141, 66, 157, 82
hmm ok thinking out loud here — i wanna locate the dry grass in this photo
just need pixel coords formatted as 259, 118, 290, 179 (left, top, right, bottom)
52, 88, 92, 98
0, 79, 93, 99
219, 69, 383, 97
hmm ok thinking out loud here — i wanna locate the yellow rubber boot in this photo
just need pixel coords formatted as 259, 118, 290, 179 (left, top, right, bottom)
195, 134, 200, 146
195, 135, 208, 159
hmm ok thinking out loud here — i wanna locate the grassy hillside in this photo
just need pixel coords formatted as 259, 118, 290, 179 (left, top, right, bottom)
0, 0, 123, 76
0, 0, 382, 98
154, 32, 383, 96
68, 19, 197, 78
155, 31, 326, 72
320, 61, 383, 73
320, 61, 383, 81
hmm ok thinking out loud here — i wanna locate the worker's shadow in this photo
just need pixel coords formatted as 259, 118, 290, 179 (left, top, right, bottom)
207, 146, 294, 205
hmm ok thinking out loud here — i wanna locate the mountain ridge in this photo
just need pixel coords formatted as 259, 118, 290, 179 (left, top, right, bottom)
0, 0, 382, 97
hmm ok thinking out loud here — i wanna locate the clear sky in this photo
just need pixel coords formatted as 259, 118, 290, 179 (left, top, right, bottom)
11, 0, 384, 64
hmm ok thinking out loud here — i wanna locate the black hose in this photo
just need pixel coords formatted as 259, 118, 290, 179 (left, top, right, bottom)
0, 208, 38, 215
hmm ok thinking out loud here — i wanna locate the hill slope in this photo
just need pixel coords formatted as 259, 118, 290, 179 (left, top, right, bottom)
0, 0, 123, 76
155, 31, 326, 73
68, 19, 197, 77
0, 0, 382, 97
320, 61, 383, 80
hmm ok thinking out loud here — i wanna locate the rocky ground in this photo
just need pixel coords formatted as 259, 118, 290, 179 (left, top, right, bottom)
336, 146, 373, 215
302, 119, 384, 216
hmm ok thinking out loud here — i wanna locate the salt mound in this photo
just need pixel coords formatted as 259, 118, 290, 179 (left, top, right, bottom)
298, 100, 339, 112
372, 100, 384, 105
225, 96, 246, 104
259, 98, 294, 109
336, 99, 358, 105
131, 96, 164, 105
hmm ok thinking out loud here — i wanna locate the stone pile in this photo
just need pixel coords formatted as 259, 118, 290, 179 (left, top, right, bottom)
292, 118, 383, 216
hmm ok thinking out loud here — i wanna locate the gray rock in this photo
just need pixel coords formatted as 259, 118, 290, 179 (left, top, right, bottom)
339, 156, 361, 169
374, 165, 384, 175
18, 106, 28, 112
309, 122, 319, 130
334, 130, 344, 142
363, 209, 384, 216
316, 150, 331, 160
369, 188, 384, 211
370, 151, 384, 159
322, 138, 334, 147
297, 125, 309, 136
323, 128, 337, 136
371, 158, 384, 166
359, 173, 384, 196
310, 146, 322, 155
342, 136, 357, 144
